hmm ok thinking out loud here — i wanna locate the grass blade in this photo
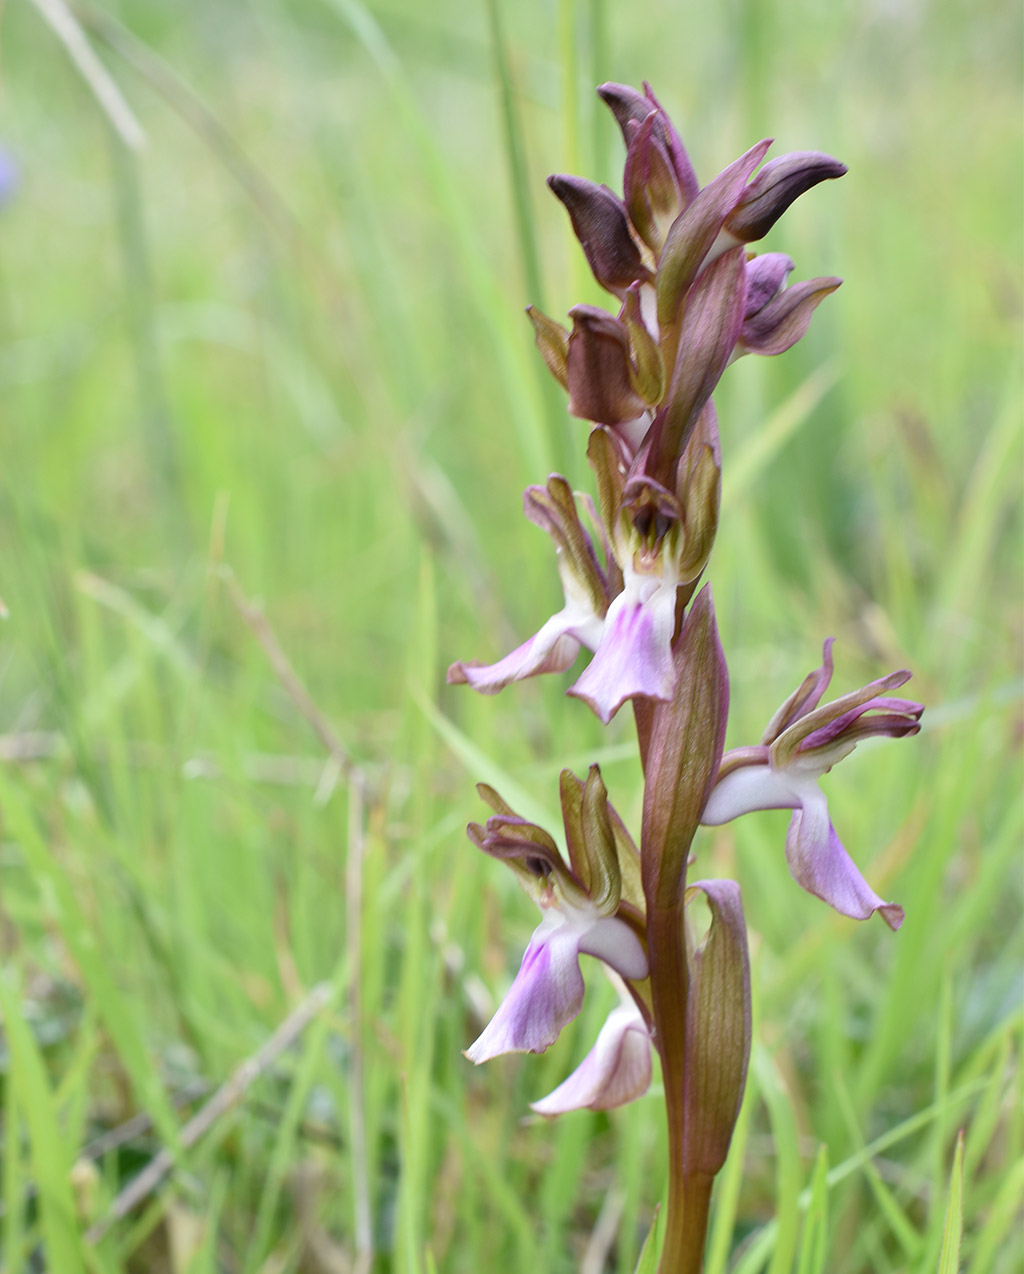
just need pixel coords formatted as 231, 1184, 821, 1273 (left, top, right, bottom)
0, 975, 85, 1272
935, 1130, 964, 1274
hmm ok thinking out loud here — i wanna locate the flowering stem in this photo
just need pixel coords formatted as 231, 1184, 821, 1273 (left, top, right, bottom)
647, 902, 709, 1273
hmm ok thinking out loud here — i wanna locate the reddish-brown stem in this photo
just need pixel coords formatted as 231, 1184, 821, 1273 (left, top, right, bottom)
646, 902, 709, 1273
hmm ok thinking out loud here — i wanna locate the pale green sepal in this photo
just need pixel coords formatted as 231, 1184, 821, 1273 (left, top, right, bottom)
674, 420, 721, 582
587, 425, 630, 539
525, 476, 609, 618
558, 766, 623, 915
581, 765, 621, 913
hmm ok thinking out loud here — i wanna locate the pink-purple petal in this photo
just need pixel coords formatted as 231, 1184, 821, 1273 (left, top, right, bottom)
464, 919, 586, 1063
530, 1004, 652, 1116
785, 791, 904, 930
449, 596, 610, 695
447, 623, 582, 694
568, 583, 678, 723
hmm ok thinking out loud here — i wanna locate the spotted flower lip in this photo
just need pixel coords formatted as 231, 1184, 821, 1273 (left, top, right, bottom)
530, 1000, 652, 1116
702, 640, 923, 929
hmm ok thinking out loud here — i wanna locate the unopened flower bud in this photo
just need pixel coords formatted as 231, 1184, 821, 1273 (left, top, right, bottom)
726, 151, 847, 243
597, 81, 699, 208
743, 252, 795, 315
566, 307, 649, 425
548, 174, 652, 296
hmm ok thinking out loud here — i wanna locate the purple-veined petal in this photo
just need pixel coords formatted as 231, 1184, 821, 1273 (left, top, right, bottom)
530, 1004, 652, 1115
464, 912, 586, 1062
568, 579, 678, 723
785, 788, 904, 930
447, 605, 604, 694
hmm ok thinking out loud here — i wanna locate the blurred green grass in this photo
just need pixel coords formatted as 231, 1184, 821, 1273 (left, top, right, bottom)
0, 0, 1020, 1270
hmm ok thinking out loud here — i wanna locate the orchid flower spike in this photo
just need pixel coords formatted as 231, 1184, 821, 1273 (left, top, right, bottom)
702, 640, 923, 929
464, 772, 648, 1064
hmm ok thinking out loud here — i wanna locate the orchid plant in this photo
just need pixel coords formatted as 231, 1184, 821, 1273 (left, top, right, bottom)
448, 82, 922, 1273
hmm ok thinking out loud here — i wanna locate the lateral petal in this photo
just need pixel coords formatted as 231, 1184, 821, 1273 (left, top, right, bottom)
530, 1004, 652, 1115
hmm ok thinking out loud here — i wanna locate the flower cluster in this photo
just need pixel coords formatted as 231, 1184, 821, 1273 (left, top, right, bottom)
448, 83, 921, 1233
450, 82, 844, 724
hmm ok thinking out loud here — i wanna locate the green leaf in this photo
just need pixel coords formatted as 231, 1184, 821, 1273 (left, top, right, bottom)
795, 1144, 830, 1274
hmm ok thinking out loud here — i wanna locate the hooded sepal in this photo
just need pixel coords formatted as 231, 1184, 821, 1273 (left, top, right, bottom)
725, 151, 847, 243
530, 1001, 652, 1115
598, 81, 699, 209
547, 174, 652, 297
681, 879, 752, 1177
620, 284, 666, 406
566, 306, 650, 425
641, 585, 729, 908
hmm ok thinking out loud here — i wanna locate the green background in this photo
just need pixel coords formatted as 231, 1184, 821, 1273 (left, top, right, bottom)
0, 0, 1020, 1270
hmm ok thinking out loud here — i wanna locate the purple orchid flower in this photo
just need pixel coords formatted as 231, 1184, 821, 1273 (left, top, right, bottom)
464, 771, 648, 1063
466, 904, 648, 1063
701, 640, 923, 928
